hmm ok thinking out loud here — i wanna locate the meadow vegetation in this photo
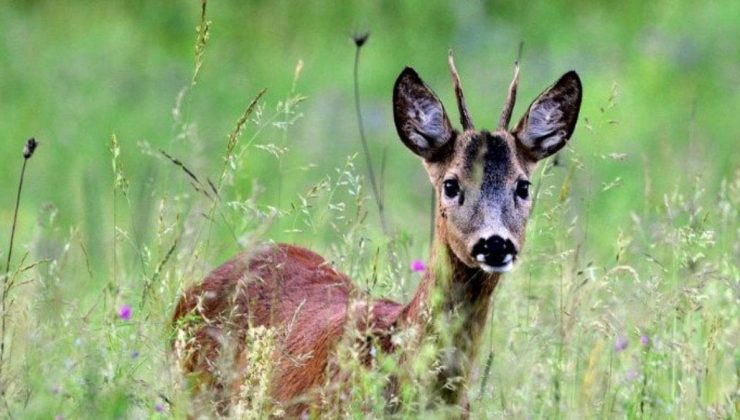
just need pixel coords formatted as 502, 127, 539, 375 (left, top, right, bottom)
0, 0, 737, 417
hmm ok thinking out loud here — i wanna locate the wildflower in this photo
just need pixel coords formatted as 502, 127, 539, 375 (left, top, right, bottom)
352, 32, 369, 47
51, 384, 61, 395
411, 260, 426, 273
118, 304, 132, 321
131, 350, 140, 359
625, 369, 639, 382
155, 401, 165, 412
23, 137, 38, 159
640, 335, 650, 347
614, 336, 628, 352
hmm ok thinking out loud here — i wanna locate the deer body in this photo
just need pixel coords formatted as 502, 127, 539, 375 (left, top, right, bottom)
172, 53, 582, 415
172, 244, 402, 411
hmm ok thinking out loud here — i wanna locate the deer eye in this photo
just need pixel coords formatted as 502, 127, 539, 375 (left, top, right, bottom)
515, 180, 530, 200
443, 179, 461, 199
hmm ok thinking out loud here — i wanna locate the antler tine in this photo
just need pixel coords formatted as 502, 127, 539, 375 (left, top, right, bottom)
498, 60, 520, 130
448, 50, 474, 131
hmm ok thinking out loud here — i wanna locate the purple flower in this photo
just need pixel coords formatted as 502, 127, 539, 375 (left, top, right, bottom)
640, 335, 650, 347
625, 369, 639, 382
155, 401, 165, 412
615, 336, 629, 352
410, 260, 426, 273
131, 350, 140, 359
118, 304, 132, 321
51, 384, 61, 395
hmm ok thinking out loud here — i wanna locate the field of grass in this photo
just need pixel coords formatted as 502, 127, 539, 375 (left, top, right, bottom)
0, 0, 737, 418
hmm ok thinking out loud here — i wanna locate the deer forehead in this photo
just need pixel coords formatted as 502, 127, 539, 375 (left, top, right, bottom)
432, 130, 526, 190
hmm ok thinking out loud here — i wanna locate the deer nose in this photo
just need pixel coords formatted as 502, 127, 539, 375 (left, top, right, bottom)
471, 235, 517, 269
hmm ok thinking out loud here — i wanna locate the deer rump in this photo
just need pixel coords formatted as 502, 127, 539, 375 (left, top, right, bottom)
172, 243, 402, 414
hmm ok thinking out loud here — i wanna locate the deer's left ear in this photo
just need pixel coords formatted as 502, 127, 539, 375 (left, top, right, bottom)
513, 71, 582, 161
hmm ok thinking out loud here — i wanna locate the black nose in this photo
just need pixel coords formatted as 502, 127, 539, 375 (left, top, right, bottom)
471, 235, 517, 267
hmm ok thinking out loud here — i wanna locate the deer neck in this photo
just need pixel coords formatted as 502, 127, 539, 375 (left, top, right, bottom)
399, 223, 501, 404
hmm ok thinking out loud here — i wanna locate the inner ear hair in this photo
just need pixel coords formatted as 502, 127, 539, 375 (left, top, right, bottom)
513, 71, 582, 161
393, 67, 454, 160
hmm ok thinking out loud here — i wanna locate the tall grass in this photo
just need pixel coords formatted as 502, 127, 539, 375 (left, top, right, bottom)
1, 138, 38, 395
0, 1, 737, 418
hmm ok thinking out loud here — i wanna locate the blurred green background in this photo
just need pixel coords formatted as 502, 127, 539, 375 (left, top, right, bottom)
2, 0, 737, 262
0, 0, 737, 417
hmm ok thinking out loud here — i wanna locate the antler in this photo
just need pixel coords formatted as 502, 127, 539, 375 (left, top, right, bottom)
498, 43, 523, 130
448, 50, 474, 131
498, 61, 520, 130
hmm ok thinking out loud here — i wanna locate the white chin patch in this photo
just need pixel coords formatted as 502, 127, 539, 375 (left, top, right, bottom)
479, 261, 513, 273
478, 253, 515, 273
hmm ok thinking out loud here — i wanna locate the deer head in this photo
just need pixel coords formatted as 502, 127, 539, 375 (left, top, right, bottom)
393, 53, 582, 273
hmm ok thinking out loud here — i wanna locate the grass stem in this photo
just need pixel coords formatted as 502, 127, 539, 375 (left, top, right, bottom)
352, 33, 388, 234
1, 138, 38, 380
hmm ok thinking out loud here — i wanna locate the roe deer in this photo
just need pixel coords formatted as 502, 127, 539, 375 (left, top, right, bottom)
172, 52, 582, 416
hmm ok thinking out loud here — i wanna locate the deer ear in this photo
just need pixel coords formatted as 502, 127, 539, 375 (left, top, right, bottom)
393, 67, 454, 160
513, 71, 582, 161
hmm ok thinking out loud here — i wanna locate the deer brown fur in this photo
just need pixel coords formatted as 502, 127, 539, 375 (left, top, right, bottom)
172, 54, 582, 416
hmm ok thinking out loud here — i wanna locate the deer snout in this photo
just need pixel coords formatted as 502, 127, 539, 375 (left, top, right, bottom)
471, 235, 518, 273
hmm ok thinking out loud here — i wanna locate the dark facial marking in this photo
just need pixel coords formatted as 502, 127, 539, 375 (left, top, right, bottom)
480, 132, 513, 197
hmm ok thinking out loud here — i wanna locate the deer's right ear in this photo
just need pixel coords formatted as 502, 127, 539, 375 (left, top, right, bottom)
393, 67, 454, 160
